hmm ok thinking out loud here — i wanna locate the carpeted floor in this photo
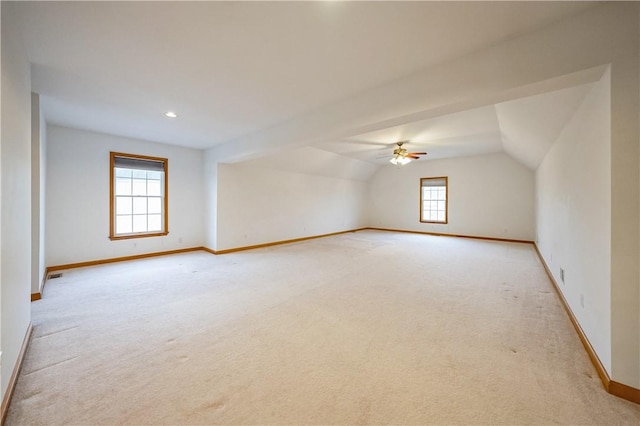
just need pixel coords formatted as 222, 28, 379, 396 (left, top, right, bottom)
6, 230, 640, 424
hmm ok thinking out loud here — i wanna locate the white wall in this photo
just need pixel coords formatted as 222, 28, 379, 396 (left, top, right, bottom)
46, 126, 204, 266
369, 153, 534, 241
608, 4, 640, 388
536, 71, 612, 374
1, 1, 3, 397
215, 164, 368, 251
1, 1, 32, 398
203, 151, 218, 251
31, 93, 47, 294
39, 99, 47, 289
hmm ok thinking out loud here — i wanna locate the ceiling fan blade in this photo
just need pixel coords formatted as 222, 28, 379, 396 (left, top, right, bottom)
407, 152, 427, 155
407, 156, 421, 160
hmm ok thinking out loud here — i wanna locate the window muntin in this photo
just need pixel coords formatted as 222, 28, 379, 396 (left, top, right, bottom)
420, 177, 448, 224
110, 152, 168, 240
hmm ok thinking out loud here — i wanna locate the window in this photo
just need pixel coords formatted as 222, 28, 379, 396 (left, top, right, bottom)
420, 176, 447, 224
110, 152, 168, 240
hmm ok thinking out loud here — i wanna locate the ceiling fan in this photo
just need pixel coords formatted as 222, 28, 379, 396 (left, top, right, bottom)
387, 141, 427, 165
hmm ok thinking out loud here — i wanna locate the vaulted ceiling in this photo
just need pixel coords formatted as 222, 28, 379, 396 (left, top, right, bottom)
7, 1, 600, 173
315, 82, 593, 170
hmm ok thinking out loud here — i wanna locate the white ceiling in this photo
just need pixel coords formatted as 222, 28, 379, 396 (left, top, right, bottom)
322, 105, 505, 164
7, 1, 599, 172
496, 83, 594, 170
314, 83, 594, 169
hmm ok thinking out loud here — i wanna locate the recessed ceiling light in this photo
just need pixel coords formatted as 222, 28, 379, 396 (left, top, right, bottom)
164, 111, 178, 118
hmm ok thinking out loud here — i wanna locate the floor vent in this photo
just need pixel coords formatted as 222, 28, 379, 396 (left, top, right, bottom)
48, 273, 63, 279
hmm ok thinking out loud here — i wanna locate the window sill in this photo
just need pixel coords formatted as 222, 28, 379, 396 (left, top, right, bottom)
109, 231, 169, 241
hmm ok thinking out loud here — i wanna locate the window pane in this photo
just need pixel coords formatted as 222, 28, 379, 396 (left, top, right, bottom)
132, 179, 147, 195
438, 201, 445, 211
133, 215, 147, 233
438, 188, 446, 199
115, 178, 131, 195
115, 168, 132, 178
437, 211, 445, 221
147, 171, 162, 180
148, 180, 162, 196
132, 170, 147, 179
116, 215, 132, 234
133, 197, 147, 214
148, 214, 162, 231
148, 197, 162, 214
116, 196, 132, 215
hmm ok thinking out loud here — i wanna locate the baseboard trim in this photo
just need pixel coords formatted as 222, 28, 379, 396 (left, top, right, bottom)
532, 244, 610, 387
31, 270, 49, 302
366, 227, 533, 245
212, 228, 367, 255
533, 244, 640, 405
1, 323, 33, 426
44, 231, 368, 270
609, 380, 640, 404
47, 247, 204, 273
44, 228, 525, 267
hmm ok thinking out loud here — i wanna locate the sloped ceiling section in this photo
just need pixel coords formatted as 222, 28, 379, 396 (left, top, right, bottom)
317, 105, 504, 165
239, 147, 378, 182
495, 84, 593, 170
308, 82, 596, 172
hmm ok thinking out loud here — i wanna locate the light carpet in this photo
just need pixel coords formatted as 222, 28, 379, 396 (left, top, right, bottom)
6, 230, 640, 424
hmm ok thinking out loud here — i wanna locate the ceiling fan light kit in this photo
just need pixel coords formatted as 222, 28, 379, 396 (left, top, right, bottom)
390, 155, 412, 165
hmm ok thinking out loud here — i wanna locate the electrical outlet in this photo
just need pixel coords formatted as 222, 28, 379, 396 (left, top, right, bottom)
560, 268, 565, 284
